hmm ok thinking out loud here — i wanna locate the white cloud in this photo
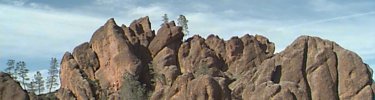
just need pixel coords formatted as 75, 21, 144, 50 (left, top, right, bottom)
271, 11, 375, 32
129, 6, 168, 17
0, 4, 105, 70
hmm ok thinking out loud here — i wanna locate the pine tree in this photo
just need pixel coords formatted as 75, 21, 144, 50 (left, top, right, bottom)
162, 14, 169, 24
46, 58, 59, 93
14, 61, 20, 80
28, 80, 37, 93
177, 15, 189, 35
5, 59, 15, 76
34, 71, 45, 94
17, 61, 29, 89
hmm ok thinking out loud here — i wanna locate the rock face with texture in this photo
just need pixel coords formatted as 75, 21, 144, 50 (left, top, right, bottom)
0, 72, 29, 100
57, 17, 374, 100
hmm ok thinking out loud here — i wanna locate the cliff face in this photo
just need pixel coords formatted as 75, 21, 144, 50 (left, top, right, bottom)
56, 16, 375, 100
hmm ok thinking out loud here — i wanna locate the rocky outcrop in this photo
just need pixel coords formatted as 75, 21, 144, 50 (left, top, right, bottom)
237, 36, 374, 100
178, 35, 225, 76
57, 52, 96, 100
0, 72, 29, 100
57, 16, 374, 100
149, 21, 183, 57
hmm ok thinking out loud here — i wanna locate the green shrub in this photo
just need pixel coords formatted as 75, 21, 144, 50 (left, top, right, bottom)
194, 64, 210, 77
119, 73, 147, 100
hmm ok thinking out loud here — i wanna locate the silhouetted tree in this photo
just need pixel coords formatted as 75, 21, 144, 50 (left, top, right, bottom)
4, 59, 15, 77
14, 61, 21, 80
28, 80, 37, 93
177, 15, 189, 35
34, 71, 45, 94
46, 58, 59, 93
17, 61, 29, 89
162, 14, 169, 24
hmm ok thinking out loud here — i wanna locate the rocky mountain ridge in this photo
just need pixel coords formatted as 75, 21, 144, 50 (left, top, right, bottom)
1, 16, 374, 100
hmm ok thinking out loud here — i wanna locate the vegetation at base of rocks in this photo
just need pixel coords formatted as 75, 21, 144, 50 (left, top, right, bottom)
149, 63, 166, 86
119, 73, 147, 100
149, 63, 157, 87
155, 73, 167, 85
194, 64, 210, 77
34, 90, 58, 100
86, 78, 101, 99
46, 57, 59, 93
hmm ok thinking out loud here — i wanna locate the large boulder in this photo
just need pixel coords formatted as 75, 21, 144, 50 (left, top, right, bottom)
72, 42, 99, 80
225, 34, 274, 78
150, 32, 182, 100
239, 36, 373, 100
90, 18, 144, 92
57, 52, 96, 100
127, 16, 155, 47
178, 35, 226, 76
148, 21, 184, 57
0, 72, 29, 100
160, 74, 225, 100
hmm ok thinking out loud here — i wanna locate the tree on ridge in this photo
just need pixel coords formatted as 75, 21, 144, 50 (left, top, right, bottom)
46, 57, 59, 93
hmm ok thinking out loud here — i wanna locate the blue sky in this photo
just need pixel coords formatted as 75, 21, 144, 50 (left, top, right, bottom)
1, 0, 375, 79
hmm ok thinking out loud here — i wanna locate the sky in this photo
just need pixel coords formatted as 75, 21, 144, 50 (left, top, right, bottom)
0, 0, 375, 81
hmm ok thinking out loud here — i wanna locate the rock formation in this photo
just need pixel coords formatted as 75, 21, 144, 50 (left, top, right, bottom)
0, 72, 29, 100
56, 16, 374, 100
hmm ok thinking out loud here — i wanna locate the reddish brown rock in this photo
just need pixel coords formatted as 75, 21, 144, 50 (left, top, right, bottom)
148, 21, 184, 57
58, 52, 95, 100
56, 17, 374, 100
122, 17, 155, 86
72, 42, 99, 80
205, 34, 226, 59
178, 35, 225, 76
0, 72, 29, 100
238, 36, 373, 100
150, 39, 182, 100
225, 34, 274, 79
121, 25, 139, 45
161, 74, 226, 100
90, 18, 143, 91
56, 88, 76, 100
334, 45, 373, 99
128, 16, 155, 47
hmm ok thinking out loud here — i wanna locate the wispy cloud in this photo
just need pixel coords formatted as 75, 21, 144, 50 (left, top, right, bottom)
271, 11, 375, 32
0, 4, 104, 70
